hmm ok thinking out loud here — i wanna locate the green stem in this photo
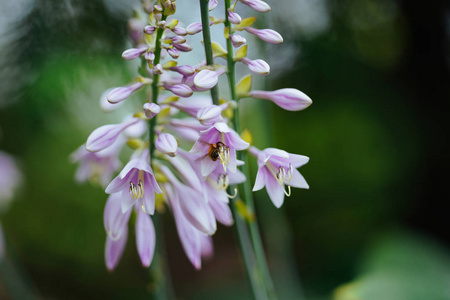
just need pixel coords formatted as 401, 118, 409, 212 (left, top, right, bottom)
148, 14, 174, 300
224, 1, 277, 299
199, 0, 219, 105
230, 196, 268, 300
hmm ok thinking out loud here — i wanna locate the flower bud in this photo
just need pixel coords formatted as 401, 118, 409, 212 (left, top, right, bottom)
170, 65, 195, 76
145, 51, 155, 62
197, 105, 223, 126
230, 34, 246, 48
172, 26, 187, 36
239, 0, 271, 12
167, 48, 180, 59
153, 64, 163, 74
143, 103, 160, 119
207, 0, 217, 11
122, 47, 147, 60
86, 118, 139, 152
245, 27, 283, 44
241, 57, 270, 75
173, 43, 192, 52
144, 26, 156, 35
107, 82, 144, 104
100, 88, 124, 112
155, 133, 178, 157
227, 9, 242, 24
249, 88, 312, 111
186, 22, 202, 35
163, 0, 176, 16
193, 69, 222, 91
171, 36, 186, 44
164, 84, 193, 97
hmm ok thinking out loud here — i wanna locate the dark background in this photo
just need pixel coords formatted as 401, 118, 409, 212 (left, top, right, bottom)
0, 0, 449, 299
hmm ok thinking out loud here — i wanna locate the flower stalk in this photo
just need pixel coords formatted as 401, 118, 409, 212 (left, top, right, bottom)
148, 12, 173, 300
199, 0, 219, 105
224, 0, 277, 299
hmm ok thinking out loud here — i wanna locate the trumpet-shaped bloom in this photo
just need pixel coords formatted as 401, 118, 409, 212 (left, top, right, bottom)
249, 88, 312, 111
105, 150, 162, 214
103, 194, 156, 270
250, 146, 309, 208
190, 122, 249, 177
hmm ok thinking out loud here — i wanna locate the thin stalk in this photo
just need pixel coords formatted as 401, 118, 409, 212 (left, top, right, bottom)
224, 1, 277, 299
230, 195, 268, 300
199, 0, 219, 105
148, 14, 174, 300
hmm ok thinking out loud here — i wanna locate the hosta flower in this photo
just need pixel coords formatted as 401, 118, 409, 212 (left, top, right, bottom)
249, 88, 312, 111
143, 103, 160, 119
186, 22, 202, 35
71, 142, 123, 188
196, 105, 223, 126
122, 47, 147, 60
241, 57, 270, 75
244, 27, 283, 44
230, 34, 247, 48
250, 147, 309, 208
104, 193, 156, 270
155, 133, 178, 157
227, 9, 242, 24
86, 117, 141, 152
163, 83, 193, 97
107, 82, 145, 104
105, 150, 162, 214
239, 0, 271, 12
190, 122, 249, 177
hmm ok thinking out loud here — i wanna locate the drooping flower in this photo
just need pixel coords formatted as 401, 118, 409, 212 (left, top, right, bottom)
244, 27, 283, 44
190, 122, 249, 177
105, 149, 162, 214
107, 82, 146, 104
103, 193, 156, 270
241, 57, 270, 75
250, 146, 309, 208
249, 88, 312, 111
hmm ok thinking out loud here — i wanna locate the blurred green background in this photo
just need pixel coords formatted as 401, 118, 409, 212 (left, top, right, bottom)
0, 0, 449, 299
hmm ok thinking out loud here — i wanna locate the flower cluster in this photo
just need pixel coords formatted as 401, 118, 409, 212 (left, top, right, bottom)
72, 0, 311, 271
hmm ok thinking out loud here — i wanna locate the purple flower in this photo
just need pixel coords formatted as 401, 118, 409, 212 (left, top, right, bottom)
169, 95, 212, 117
227, 9, 242, 24
209, 0, 218, 11
250, 147, 309, 208
249, 88, 312, 111
193, 69, 221, 90
172, 26, 187, 36
167, 48, 180, 59
159, 165, 216, 235
143, 103, 160, 119
144, 25, 156, 35
239, 0, 271, 12
190, 122, 249, 177
155, 133, 178, 157
71, 142, 123, 188
241, 57, 270, 75
230, 34, 247, 48
86, 117, 140, 152
166, 118, 209, 142
164, 84, 193, 97
169, 65, 196, 76
122, 47, 147, 60
105, 150, 162, 214
186, 22, 202, 35
173, 43, 192, 52
245, 27, 283, 44
196, 105, 223, 126
107, 82, 145, 104
103, 194, 156, 270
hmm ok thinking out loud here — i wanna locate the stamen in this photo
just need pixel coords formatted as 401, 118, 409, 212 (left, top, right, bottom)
227, 187, 238, 199
129, 172, 145, 199
141, 204, 146, 213
284, 185, 291, 197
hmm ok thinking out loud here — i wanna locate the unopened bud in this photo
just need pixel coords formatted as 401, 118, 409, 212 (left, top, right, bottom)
245, 27, 283, 44
241, 57, 270, 75
164, 84, 193, 97
197, 105, 223, 126
227, 9, 242, 24
239, 0, 271, 12
143, 103, 161, 119
155, 133, 178, 157
186, 22, 202, 35
230, 34, 246, 48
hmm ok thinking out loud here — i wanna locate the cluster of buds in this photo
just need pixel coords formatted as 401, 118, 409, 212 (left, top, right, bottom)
72, 0, 312, 271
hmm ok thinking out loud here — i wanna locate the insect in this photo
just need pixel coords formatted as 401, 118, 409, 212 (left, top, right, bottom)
208, 142, 226, 161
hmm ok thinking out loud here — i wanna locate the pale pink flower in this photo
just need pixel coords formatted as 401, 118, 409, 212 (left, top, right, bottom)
107, 82, 145, 104
245, 27, 283, 44
249, 88, 312, 111
250, 146, 309, 208
241, 57, 270, 75
155, 133, 178, 157
239, 0, 271, 12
